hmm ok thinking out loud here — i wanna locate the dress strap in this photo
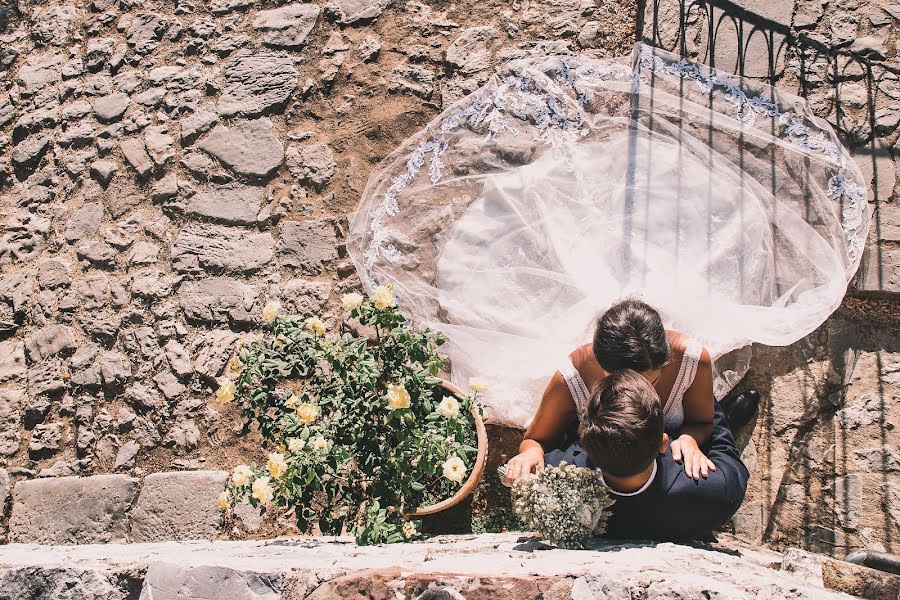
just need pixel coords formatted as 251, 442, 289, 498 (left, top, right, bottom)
663, 338, 703, 415
559, 358, 591, 418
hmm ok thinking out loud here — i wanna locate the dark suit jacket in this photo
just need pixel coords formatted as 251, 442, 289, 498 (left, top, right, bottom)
603, 403, 750, 541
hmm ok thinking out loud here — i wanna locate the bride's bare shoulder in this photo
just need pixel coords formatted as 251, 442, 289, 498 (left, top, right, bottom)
667, 330, 711, 365
569, 343, 605, 379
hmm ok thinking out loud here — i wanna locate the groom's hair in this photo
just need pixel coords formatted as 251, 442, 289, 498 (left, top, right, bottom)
593, 299, 669, 373
580, 369, 664, 477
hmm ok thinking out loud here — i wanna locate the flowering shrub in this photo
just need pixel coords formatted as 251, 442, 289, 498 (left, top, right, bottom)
217, 285, 483, 545
508, 462, 614, 549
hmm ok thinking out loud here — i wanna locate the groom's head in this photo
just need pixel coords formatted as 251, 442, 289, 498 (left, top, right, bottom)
580, 369, 666, 478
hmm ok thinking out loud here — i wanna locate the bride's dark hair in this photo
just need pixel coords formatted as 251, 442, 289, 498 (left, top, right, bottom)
593, 299, 669, 373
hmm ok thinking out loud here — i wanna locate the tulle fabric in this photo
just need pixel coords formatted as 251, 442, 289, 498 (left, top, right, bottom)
347, 44, 870, 428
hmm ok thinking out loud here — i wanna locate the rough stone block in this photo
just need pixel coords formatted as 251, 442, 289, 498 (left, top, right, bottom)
0, 388, 24, 457
129, 471, 228, 542
198, 119, 284, 179
0, 340, 25, 383
217, 55, 298, 118
301, 569, 567, 600
179, 277, 261, 324
8, 475, 139, 544
731, 500, 765, 544
186, 184, 264, 226
278, 219, 338, 274
833, 474, 862, 530
172, 223, 274, 274
0, 566, 125, 600
139, 563, 281, 600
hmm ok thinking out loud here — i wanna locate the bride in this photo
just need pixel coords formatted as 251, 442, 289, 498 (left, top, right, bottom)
346, 44, 869, 442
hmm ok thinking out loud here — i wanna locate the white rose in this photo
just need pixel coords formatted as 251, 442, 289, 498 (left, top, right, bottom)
266, 452, 287, 480
437, 396, 460, 419
231, 464, 253, 486
468, 377, 488, 394
251, 476, 274, 504
312, 435, 328, 452
288, 438, 305, 453
261, 302, 281, 324
385, 384, 411, 410
296, 402, 318, 424
216, 380, 236, 404
306, 317, 327, 335
403, 521, 417, 538
342, 292, 364, 311
371, 285, 396, 310
442, 456, 467, 484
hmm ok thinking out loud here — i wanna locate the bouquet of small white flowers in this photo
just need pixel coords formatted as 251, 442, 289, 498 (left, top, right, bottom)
505, 462, 614, 549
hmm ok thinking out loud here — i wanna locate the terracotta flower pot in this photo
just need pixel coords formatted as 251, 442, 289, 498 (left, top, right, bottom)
412, 379, 488, 516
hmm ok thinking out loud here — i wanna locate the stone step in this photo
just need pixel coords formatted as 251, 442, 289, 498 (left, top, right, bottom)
0, 533, 877, 599
6, 471, 229, 544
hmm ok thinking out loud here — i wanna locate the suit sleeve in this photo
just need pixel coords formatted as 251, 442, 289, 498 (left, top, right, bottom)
660, 403, 750, 538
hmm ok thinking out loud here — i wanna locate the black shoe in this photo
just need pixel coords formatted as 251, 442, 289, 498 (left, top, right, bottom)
721, 389, 760, 431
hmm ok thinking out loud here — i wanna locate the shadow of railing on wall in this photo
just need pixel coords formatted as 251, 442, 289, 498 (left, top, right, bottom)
636, 0, 898, 556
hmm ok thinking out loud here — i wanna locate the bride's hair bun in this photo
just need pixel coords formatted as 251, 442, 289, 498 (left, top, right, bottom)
593, 299, 669, 373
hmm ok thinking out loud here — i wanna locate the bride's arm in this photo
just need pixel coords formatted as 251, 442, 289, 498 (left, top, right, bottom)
523, 371, 578, 449
504, 372, 577, 484
678, 348, 715, 446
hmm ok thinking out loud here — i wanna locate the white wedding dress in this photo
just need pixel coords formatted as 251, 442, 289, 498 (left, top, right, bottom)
347, 44, 870, 428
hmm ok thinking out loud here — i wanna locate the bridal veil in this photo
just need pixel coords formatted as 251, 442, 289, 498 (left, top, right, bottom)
346, 43, 870, 427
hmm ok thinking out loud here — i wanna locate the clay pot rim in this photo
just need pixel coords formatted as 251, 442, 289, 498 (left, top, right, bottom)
411, 379, 488, 517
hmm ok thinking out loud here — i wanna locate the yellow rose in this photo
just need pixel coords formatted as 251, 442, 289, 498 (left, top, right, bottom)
402, 521, 417, 538
371, 285, 395, 310
284, 394, 298, 410
267, 452, 287, 480
231, 464, 252, 486
288, 438, 305, 453
442, 456, 467, 483
226, 356, 242, 375
437, 396, 460, 419
274, 335, 289, 349
311, 435, 328, 452
216, 380, 236, 404
306, 317, 327, 335
342, 292, 364, 311
218, 491, 230, 511
261, 301, 281, 324
251, 476, 274, 505
385, 384, 411, 410
468, 377, 488, 394
296, 402, 318, 424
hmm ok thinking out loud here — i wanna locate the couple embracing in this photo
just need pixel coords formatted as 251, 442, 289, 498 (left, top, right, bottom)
505, 299, 758, 540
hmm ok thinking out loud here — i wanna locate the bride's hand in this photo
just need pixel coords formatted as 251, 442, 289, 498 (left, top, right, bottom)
670, 435, 716, 481
503, 446, 544, 486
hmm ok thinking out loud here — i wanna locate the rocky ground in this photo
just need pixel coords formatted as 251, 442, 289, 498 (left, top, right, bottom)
0, 0, 899, 576
2, 531, 898, 599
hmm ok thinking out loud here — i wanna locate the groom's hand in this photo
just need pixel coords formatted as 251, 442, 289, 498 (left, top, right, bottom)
504, 446, 544, 486
671, 435, 716, 481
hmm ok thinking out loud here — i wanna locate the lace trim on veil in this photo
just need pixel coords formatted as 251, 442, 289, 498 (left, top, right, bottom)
361, 46, 867, 275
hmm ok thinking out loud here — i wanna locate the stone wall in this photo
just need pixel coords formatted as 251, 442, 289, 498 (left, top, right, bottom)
0, 0, 637, 539
639, 0, 900, 557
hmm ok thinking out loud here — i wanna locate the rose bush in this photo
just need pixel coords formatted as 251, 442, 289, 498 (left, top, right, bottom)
218, 286, 483, 545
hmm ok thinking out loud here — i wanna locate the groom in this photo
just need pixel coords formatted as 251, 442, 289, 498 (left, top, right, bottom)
580, 370, 750, 540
